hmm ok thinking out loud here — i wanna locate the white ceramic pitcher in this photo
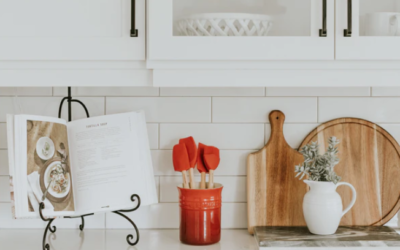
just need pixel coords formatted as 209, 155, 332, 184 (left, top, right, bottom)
303, 180, 357, 235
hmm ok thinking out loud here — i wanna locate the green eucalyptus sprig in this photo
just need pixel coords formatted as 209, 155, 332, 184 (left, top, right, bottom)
295, 137, 341, 184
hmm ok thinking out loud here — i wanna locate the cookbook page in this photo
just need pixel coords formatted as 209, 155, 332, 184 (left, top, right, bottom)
67, 111, 157, 215
13, 115, 76, 218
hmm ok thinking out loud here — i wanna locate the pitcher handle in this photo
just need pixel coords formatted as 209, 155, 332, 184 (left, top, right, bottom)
336, 182, 357, 217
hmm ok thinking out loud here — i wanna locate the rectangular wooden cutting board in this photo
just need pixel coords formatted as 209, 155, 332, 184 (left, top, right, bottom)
247, 111, 308, 234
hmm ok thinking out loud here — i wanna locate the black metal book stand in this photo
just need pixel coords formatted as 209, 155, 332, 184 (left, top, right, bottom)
38, 87, 141, 250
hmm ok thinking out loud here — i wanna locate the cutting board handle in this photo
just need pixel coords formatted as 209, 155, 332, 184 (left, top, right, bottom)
269, 110, 285, 140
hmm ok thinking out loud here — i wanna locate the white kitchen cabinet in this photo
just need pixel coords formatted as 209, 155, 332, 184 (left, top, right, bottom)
0, 0, 145, 61
147, 0, 334, 63
0, 0, 151, 87
149, 0, 400, 87
336, 0, 400, 60
3, 0, 400, 87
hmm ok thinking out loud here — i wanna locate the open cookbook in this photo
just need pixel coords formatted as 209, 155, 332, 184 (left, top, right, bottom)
7, 111, 158, 218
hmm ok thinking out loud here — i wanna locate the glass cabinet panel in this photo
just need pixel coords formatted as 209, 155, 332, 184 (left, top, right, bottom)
359, 0, 400, 36
336, 0, 400, 60
148, 0, 334, 62
173, 0, 312, 37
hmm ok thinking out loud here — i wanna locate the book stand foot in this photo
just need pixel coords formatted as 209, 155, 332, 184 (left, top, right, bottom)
39, 194, 141, 250
37, 87, 142, 250
112, 194, 141, 246
64, 213, 95, 231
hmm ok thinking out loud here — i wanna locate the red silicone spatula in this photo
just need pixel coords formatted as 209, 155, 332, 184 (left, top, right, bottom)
179, 137, 197, 189
204, 146, 220, 189
173, 143, 190, 189
197, 143, 208, 189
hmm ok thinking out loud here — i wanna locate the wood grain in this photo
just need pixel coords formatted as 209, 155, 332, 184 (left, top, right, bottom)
299, 118, 400, 226
247, 111, 308, 234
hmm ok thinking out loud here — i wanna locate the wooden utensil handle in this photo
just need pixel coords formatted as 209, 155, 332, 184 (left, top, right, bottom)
200, 172, 206, 189
208, 170, 214, 189
189, 168, 195, 189
182, 170, 189, 189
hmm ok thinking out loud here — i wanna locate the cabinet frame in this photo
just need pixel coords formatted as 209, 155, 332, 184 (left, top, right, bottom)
336, 0, 400, 60
0, 0, 146, 61
148, 0, 335, 62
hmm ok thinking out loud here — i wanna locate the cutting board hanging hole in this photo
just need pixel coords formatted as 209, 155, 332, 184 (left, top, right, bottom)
269, 110, 286, 141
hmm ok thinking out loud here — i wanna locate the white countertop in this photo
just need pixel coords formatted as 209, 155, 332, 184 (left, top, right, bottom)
0, 229, 259, 250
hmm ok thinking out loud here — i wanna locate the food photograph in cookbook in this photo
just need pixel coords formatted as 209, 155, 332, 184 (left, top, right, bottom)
25, 120, 74, 212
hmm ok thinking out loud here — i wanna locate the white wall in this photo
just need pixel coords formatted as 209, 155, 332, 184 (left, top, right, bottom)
0, 86, 399, 229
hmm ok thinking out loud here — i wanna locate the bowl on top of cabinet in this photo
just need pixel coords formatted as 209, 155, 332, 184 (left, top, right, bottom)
176, 13, 273, 36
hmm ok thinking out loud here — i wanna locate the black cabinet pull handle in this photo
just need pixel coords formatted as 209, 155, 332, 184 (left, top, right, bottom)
130, 0, 138, 37
319, 0, 327, 37
344, 0, 352, 37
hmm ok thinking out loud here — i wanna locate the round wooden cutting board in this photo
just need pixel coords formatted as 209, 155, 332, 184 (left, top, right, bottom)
299, 118, 400, 226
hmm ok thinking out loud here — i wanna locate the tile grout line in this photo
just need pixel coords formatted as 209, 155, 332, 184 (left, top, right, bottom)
104, 94, 107, 229
158, 123, 161, 150
264, 123, 267, 145
211, 97, 213, 123
104, 96, 106, 116
158, 176, 161, 203
317, 97, 319, 123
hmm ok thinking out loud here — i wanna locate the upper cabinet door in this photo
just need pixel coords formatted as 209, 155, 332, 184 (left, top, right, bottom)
0, 0, 145, 60
148, 0, 334, 61
336, 0, 400, 60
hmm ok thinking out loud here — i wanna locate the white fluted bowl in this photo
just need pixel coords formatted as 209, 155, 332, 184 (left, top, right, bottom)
176, 13, 273, 36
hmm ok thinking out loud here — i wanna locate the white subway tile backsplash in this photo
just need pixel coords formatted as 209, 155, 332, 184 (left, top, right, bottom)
0, 150, 8, 175
160, 124, 264, 150
0, 176, 10, 202
53, 87, 159, 97
0, 203, 47, 228
105, 203, 247, 229
0, 123, 6, 149
212, 97, 317, 123
53, 97, 106, 121
0, 88, 52, 96
3, 87, 400, 230
319, 98, 400, 123
147, 124, 159, 150
160, 87, 265, 97
378, 124, 400, 145
0, 203, 105, 229
265, 123, 318, 149
106, 97, 211, 123
53, 214, 106, 229
151, 150, 171, 175
0, 97, 105, 122
266, 88, 370, 97
160, 176, 246, 203
372, 88, 400, 96
106, 203, 179, 229
152, 150, 251, 176
159, 177, 186, 202
155, 176, 160, 202
222, 203, 247, 228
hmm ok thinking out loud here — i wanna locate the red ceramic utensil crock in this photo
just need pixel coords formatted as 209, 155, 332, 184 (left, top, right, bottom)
178, 183, 223, 245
